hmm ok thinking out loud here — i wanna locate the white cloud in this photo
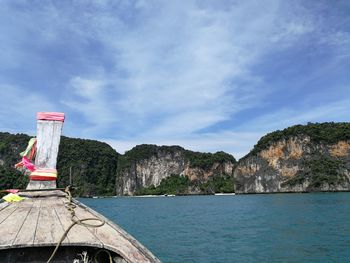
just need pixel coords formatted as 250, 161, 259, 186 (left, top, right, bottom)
1, 1, 349, 159
51, 1, 350, 157
62, 76, 116, 124
103, 97, 350, 159
241, 99, 350, 133
58, 0, 318, 138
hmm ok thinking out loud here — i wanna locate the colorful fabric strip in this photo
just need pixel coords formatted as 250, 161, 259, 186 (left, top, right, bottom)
37, 112, 65, 122
29, 176, 57, 181
6, 189, 19, 194
15, 156, 36, 171
22, 156, 36, 171
20, 138, 37, 157
2, 193, 25, 202
15, 138, 37, 171
30, 168, 57, 181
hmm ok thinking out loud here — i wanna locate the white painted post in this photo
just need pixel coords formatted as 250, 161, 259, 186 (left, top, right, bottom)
26, 113, 65, 190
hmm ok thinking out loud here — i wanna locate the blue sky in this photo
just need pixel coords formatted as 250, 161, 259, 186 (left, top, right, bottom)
0, 0, 349, 158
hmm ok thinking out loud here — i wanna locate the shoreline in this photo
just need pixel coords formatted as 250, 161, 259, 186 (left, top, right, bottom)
82, 190, 350, 199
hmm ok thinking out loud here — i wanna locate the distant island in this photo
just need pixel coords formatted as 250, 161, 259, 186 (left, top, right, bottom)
0, 133, 235, 196
1, 122, 350, 196
235, 122, 350, 193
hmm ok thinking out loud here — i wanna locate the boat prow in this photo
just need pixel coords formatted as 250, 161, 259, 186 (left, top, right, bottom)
0, 112, 162, 262
0, 190, 161, 263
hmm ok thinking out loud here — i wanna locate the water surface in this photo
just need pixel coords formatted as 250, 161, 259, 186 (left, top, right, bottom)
81, 193, 350, 263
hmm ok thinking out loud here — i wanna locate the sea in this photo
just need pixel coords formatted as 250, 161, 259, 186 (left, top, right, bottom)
80, 193, 350, 263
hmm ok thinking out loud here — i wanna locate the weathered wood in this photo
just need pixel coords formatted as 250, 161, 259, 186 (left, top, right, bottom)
1, 110, 161, 262
0, 201, 33, 248
12, 199, 41, 246
0, 193, 161, 262
0, 203, 19, 225
34, 197, 66, 246
27, 120, 64, 190
19, 190, 66, 198
74, 200, 161, 263
0, 201, 10, 211
79, 200, 158, 260
35, 120, 63, 168
54, 198, 103, 247
26, 181, 56, 190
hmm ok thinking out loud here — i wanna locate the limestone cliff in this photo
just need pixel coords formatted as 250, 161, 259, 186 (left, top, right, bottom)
0, 132, 235, 196
235, 123, 350, 193
116, 145, 236, 195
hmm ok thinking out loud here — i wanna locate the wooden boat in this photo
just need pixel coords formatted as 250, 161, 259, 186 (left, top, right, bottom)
0, 113, 162, 263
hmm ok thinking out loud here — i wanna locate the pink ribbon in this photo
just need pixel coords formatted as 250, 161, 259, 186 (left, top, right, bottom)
22, 156, 36, 171
6, 189, 19, 194
37, 112, 65, 122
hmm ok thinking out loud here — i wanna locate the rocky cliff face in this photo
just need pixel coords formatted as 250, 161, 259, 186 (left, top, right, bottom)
0, 132, 235, 196
235, 123, 350, 193
116, 145, 235, 195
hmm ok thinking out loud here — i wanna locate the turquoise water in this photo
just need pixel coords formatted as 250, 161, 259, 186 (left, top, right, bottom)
81, 193, 350, 263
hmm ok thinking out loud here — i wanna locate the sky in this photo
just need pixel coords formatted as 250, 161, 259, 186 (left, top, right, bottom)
0, 0, 349, 159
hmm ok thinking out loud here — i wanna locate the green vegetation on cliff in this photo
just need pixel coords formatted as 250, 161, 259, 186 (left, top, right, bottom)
281, 156, 346, 189
136, 174, 235, 195
136, 175, 190, 195
117, 144, 184, 173
249, 122, 350, 156
184, 151, 236, 169
118, 145, 236, 195
57, 137, 119, 196
118, 144, 236, 173
1, 133, 236, 196
0, 132, 30, 166
0, 166, 28, 191
199, 174, 235, 193
0, 132, 30, 190
0, 132, 119, 196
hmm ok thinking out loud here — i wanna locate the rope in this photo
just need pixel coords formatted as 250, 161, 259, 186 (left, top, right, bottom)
47, 186, 106, 263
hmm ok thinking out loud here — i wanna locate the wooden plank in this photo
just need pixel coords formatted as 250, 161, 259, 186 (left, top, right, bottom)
27, 119, 64, 190
0, 201, 33, 248
0, 203, 19, 225
19, 190, 65, 198
12, 199, 41, 246
0, 201, 10, 211
53, 198, 102, 247
27, 181, 57, 190
33, 197, 66, 246
35, 120, 63, 168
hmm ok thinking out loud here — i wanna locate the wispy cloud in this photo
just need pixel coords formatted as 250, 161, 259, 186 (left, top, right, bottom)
59, 0, 318, 136
0, 0, 349, 158
106, 97, 350, 159
239, 98, 350, 134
